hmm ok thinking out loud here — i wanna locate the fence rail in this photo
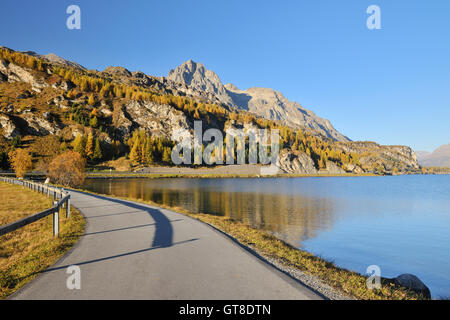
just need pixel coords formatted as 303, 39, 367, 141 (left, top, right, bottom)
0, 177, 71, 237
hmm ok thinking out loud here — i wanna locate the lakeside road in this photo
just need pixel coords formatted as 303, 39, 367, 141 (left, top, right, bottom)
11, 190, 322, 300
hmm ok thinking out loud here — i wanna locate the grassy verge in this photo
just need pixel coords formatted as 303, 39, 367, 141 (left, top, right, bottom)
0, 182, 85, 299
74, 187, 425, 300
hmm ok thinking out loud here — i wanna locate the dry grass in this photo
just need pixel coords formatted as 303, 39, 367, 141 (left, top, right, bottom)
102, 157, 132, 172
0, 182, 85, 299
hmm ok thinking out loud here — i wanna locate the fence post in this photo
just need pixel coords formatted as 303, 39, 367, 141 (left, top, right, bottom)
66, 197, 71, 218
53, 202, 59, 237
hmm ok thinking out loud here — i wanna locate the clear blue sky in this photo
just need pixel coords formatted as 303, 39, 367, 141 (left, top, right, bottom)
1, 0, 449, 151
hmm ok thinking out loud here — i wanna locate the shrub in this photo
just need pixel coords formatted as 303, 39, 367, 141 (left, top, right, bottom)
48, 151, 86, 187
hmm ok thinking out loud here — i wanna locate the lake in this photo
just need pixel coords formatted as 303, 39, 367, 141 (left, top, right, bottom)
83, 175, 450, 298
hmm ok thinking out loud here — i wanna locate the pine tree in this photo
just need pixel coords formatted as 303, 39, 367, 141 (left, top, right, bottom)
193, 109, 201, 120
114, 86, 123, 98
162, 147, 172, 164
9, 149, 32, 178
60, 141, 68, 151
144, 137, 155, 165
99, 86, 109, 98
90, 116, 98, 128
93, 138, 102, 160
72, 134, 86, 158
88, 94, 96, 106
129, 138, 142, 164
80, 79, 90, 92
85, 133, 94, 159
140, 140, 146, 164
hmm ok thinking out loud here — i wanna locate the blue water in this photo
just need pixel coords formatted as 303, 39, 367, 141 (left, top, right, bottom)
84, 175, 450, 298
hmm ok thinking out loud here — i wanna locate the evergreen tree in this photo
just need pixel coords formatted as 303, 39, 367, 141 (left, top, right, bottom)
144, 137, 155, 165
85, 133, 94, 159
72, 134, 86, 158
162, 147, 172, 164
80, 79, 90, 92
88, 94, 96, 106
60, 141, 68, 151
90, 116, 98, 128
93, 138, 102, 160
129, 138, 142, 164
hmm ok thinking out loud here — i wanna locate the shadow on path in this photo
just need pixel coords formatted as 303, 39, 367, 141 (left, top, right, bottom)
13, 190, 197, 283
83, 219, 183, 236
41, 238, 199, 273
72, 190, 175, 248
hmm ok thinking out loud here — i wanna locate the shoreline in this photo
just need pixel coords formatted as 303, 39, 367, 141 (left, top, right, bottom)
70, 186, 426, 300
86, 172, 379, 179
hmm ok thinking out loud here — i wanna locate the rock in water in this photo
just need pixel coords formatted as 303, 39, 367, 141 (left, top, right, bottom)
394, 274, 431, 299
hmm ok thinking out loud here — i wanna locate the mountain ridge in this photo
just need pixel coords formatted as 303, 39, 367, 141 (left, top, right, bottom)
0, 46, 420, 175
167, 60, 349, 142
416, 144, 450, 167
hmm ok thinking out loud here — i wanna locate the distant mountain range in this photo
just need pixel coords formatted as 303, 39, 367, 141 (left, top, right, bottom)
168, 60, 349, 142
416, 144, 450, 167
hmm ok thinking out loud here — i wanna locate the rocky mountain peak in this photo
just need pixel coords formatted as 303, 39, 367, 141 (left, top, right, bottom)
224, 83, 240, 91
168, 60, 349, 142
168, 60, 234, 107
103, 66, 132, 78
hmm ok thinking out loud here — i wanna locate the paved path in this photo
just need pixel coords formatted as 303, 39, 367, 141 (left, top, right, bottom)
12, 190, 322, 300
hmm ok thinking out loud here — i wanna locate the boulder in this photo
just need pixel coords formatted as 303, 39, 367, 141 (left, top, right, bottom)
121, 100, 190, 137
325, 161, 346, 174
0, 113, 21, 138
50, 95, 69, 109
59, 80, 75, 91
394, 274, 431, 299
0, 60, 48, 89
344, 163, 364, 174
21, 113, 61, 136
277, 150, 318, 174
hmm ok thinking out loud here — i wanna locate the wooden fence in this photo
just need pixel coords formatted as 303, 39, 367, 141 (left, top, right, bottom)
0, 177, 71, 237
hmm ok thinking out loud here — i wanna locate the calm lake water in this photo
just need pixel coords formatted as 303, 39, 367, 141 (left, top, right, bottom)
83, 175, 450, 298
